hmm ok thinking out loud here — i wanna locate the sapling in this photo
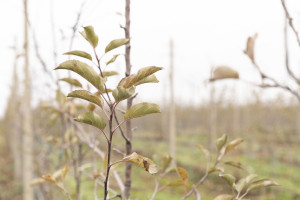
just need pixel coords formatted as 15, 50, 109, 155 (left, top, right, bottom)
55, 25, 161, 200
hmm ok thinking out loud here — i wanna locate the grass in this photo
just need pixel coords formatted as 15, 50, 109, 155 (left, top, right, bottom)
1, 130, 300, 199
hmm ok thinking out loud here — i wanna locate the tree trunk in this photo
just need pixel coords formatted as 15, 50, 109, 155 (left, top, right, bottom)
22, 0, 34, 199
11, 42, 22, 180
124, 0, 132, 199
169, 40, 176, 164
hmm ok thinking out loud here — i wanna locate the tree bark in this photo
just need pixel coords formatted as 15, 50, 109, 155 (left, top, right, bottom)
169, 40, 176, 164
124, 0, 132, 199
22, 0, 34, 199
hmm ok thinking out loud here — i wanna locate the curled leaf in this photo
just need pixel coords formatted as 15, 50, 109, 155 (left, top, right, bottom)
235, 174, 258, 193
135, 74, 159, 86
223, 161, 244, 170
244, 33, 258, 60
68, 90, 104, 108
74, 112, 106, 130
55, 60, 105, 92
112, 86, 135, 102
80, 26, 98, 48
219, 173, 236, 188
119, 66, 162, 88
210, 66, 239, 81
161, 155, 172, 173
247, 179, 279, 193
105, 38, 130, 53
124, 103, 160, 120
177, 167, 189, 186
103, 71, 119, 77
225, 138, 243, 154
63, 50, 92, 61
216, 134, 227, 152
60, 78, 83, 88
56, 89, 66, 105
106, 54, 120, 65
196, 144, 211, 163
122, 152, 158, 174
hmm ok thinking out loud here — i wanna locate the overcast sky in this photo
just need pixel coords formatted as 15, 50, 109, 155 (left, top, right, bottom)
1, 0, 300, 117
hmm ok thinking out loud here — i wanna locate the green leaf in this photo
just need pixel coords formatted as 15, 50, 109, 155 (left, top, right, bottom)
119, 66, 162, 89
219, 173, 236, 188
124, 103, 160, 120
208, 166, 224, 174
225, 138, 243, 153
165, 180, 184, 187
213, 194, 234, 200
105, 38, 130, 53
68, 90, 104, 108
63, 50, 92, 61
56, 89, 66, 105
74, 112, 106, 130
223, 161, 245, 170
177, 167, 189, 186
210, 66, 239, 81
216, 134, 227, 152
59, 78, 82, 88
87, 103, 96, 111
161, 155, 172, 173
246, 179, 279, 193
196, 144, 211, 163
106, 54, 120, 65
112, 86, 135, 102
80, 26, 98, 48
235, 174, 258, 194
122, 152, 158, 174
55, 60, 104, 92
103, 71, 119, 77
134, 74, 159, 86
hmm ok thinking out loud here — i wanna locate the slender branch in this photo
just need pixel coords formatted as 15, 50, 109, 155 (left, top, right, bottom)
283, 16, 300, 84
113, 111, 130, 142
245, 54, 300, 102
149, 177, 161, 200
92, 131, 98, 200
99, 128, 109, 144
108, 194, 122, 200
101, 106, 110, 121
112, 119, 129, 134
55, 183, 73, 200
104, 111, 114, 200
82, 171, 120, 196
281, 0, 300, 47
93, 48, 112, 104
109, 160, 124, 167
182, 154, 220, 200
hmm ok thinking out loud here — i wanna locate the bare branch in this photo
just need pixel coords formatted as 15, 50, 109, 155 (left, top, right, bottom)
283, 16, 300, 84
281, 0, 300, 47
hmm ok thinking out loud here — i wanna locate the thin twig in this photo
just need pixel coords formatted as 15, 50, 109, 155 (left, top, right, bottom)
113, 112, 130, 142
281, 0, 300, 47
283, 16, 300, 84
112, 119, 129, 135
182, 154, 220, 200
246, 54, 300, 102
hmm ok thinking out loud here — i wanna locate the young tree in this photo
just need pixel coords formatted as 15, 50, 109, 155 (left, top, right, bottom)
22, 0, 34, 199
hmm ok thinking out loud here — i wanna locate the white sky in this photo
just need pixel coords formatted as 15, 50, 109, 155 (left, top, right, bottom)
1, 0, 300, 117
